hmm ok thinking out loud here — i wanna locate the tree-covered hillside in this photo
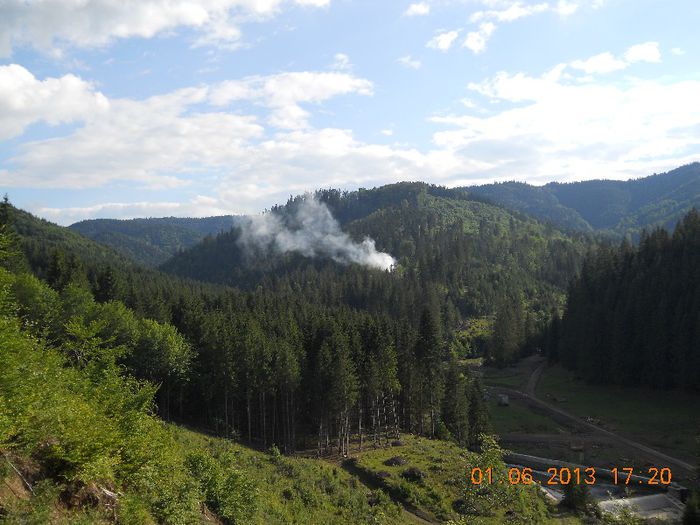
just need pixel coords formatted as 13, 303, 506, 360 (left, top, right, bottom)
70, 216, 241, 267
162, 184, 589, 327
1, 186, 588, 467
467, 162, 700, 236
539, 208, 700, 391
0, 197, 566, 523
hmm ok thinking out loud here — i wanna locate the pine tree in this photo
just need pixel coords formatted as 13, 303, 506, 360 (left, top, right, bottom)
467, 379, 489, 451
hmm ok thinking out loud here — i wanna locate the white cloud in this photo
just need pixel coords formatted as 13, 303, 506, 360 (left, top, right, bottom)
671, 47, 684, 56
3, 85, 264, 190
0, 0, 330, 57
404, 2, 430, 16
431, 64, 700, 184
554, 0, 579, 16
210, 72, 373, 129
0, 64, 109, 140
381, 129, 394, 136
398, 55, 422, 69
571, 42, 661, 74
331, 53, 352, 71
427, 30, 460, 52
470, 2, 548, 23
570, 52, 627, 74
1, 67, 378, 193
624, 41, 661, 64
38, 197, 235, 225
463, 22, 496, 54
461, 0, 585, 54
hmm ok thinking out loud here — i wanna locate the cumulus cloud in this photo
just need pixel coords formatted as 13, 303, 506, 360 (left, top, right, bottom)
432, 59, 700, 183
37, 196, 235, 225
239, 196, 395, 270
398, 55, 422, 69
571, 42, 661, 74
463, 22, 496, 54
624, 41, 661, 64
0, 64, 109, 139
331, 53, 352, 70
461, 0, 583, 54
3, 84, 264, 189
427, 30, 460, 52
2, 65, 460, 204
570, 52, 627, 74
470, 2, 548, 23
210, 71, 373, 128
0, 0, 330, 56
403, 2, 430, 16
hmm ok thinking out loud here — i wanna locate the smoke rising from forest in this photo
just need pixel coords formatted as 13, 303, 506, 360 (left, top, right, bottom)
238, 197, 395, 271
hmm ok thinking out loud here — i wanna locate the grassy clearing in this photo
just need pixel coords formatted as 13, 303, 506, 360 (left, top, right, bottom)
173, 428, 404, 525
537, 366, 700, 459
352, 435, 582, 524
487, 398, 564, 435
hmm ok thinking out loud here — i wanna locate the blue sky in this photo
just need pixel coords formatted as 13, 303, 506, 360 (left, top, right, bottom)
1, 0, 699, 224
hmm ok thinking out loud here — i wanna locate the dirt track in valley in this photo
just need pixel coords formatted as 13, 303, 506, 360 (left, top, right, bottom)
488, 359, 696, 478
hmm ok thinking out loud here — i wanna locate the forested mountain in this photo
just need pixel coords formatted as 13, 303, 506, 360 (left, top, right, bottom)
1, 192, 560, 523
467, 162, 700, 236
162, 183, 588, 325
2, 186, 588, 460
70, 216, 241, 267
539, 209, 700, 391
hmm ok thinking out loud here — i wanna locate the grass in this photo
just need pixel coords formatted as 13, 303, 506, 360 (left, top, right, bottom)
353, 435, 582, 524
482, 372, 525, 389
173, 428, 404, 525
487, 398, 564, 435
537, 366, 700, 459
353, 435, 469, 522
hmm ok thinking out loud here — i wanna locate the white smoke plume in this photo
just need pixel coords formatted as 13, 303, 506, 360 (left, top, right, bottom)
238, 197, 395, 271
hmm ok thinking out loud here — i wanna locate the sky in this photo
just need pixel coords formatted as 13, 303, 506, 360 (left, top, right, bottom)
1, 0, 699, 225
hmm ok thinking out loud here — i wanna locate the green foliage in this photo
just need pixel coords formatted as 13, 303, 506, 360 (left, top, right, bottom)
469, 162, 700, 236
542, 208, 700, 390
70, 216, 241, 267
132, 318, 193, 383
684, 491, 700, 525
186, 450, 257, 523
356, 434, 549, 524
460, 435, 548, 523
600, 507, 645, 524
560, 483, 595, 514
0, 232, 250, 523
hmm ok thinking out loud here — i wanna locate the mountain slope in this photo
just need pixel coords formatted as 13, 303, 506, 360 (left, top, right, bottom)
161, 184, 589, 321
12, 207, 135, 274
70, 216, 241, 266
467, 162, 700, 235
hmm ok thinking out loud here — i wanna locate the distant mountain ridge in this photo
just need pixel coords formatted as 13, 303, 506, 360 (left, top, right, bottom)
466, 162, 700, 235
69, 216, 241, 267
160, 184, 588, 321
66, 163, 700, 267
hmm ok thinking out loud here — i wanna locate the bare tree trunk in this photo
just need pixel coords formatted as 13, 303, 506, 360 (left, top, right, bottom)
261, 391, 267, 448
382, 393, 389, 442
290, 391, 296, 453
224, 381, 229, 435
430, 390, 435, 438
358, 404, 363, 453
271, 391, 277, 447
337, 415, 342, 456
371, 397, 377, 445
247, 392, 252, 444
317, 421, 323, 457
391, 397, 400, 439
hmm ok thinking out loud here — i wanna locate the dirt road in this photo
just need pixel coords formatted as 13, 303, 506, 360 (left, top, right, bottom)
492, 361, 696, 477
